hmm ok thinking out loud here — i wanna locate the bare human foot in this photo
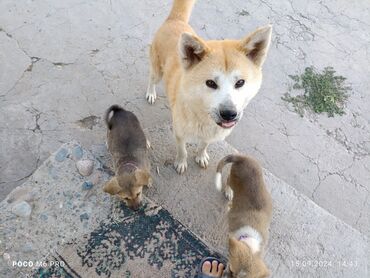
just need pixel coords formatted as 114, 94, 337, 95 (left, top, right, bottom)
201, 260, 224, 277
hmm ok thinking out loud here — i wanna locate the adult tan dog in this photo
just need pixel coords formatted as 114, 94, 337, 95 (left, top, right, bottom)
146, 0, 272, 174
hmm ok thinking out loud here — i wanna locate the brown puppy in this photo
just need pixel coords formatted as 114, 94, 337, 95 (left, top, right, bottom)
215, 154, 272, 278
103, 105, 151, 210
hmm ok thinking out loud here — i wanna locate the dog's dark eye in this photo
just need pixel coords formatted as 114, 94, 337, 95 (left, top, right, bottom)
206, 80, 218, 89
235, 79, 245, 88
136, 192, 140, 197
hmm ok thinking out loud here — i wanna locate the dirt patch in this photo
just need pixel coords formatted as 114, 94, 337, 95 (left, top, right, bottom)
76, 115, 100, 130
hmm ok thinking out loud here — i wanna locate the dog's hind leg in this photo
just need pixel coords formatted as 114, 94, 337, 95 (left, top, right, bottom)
224, 184, 234, 201
195, 142, 209, 168
174, 135, 188, 174
146, 45, 162, 104
224, 175, 234, 201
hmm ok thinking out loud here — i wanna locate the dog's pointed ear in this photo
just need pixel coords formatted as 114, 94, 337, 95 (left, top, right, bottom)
255, 257, 271, 278
229, 236, 251, 256
240, 25, 272, 67
228, 236, 241, 274
228, 236, 240, 256
103, 177, 120, 195
135, 169, 150, 186
179, 33, 210, 69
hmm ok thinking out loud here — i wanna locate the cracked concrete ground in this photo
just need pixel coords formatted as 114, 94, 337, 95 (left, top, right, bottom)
1, 139, 368, 277
0, 0, 369, 248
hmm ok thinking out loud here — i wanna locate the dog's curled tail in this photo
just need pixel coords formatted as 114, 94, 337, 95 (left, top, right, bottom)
167, 0, 196, 23
215, 154, 244, 191
105, 104, 124, 129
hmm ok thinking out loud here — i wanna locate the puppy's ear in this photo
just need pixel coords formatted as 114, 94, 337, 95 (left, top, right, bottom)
228, 237, 241, 274
135, 169, 150, 186
228, 237, 240, 256
254, 258, 270, 278
229, 236, 252, 257
240, 25, 272, 67
103, 177, 121, 195
178, 33, 210, 69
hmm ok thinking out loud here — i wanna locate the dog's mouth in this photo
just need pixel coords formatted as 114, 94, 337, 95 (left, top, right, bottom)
210, 110, 240, 129
217, 120, 237, 129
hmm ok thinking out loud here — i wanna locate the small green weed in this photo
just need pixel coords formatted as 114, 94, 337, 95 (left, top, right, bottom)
282, 66, 350, 117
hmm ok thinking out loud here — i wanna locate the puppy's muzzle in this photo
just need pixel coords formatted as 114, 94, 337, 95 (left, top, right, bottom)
130, 202, 141, 211
128, 196, 142, 211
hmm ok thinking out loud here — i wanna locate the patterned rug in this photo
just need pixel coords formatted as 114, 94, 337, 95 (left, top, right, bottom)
34, 198, 225, 278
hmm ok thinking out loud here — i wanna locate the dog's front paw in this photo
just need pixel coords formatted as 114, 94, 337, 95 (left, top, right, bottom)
195, 151, 209, 168
146, 89, 157, 104
146, 139, 151, 149
147, 177, 153, 188
174, 159, 187, 174
227, 202, 232, 212
224, 186, 234, 201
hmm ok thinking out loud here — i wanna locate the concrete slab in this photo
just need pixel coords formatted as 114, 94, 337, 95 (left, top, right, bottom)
0, 31, 30, 94
0, 0, 369, 247
220, 0, 370, 234
0, 142, 112, 277
1, 136, 367, 277
145, 123, 369, 278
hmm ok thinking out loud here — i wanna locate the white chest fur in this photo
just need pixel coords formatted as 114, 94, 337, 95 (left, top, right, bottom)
232, 226, 263, 254
173, 108, 233, 143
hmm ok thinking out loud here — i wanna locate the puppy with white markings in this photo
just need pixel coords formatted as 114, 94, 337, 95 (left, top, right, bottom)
215, 154, 272, 278
103, 105, 152, 210
147, 0, 272, 174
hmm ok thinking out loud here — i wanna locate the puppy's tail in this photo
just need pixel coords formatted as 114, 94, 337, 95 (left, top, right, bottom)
167, 0, 196, 23
105, 105, 124, 130
215, 154, 244, 191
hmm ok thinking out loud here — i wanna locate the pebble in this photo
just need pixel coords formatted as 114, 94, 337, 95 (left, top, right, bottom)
11, 201, 32, 218
0, 245, 4, 257
55, 148, 68, 162
48, 165, 58, 179
81, 181, 94, 190
6, 186, 35, 204
80, 213, 89, 221
90, 171, 101, 185
72, 146, 83, 160
23, 242, 34, 253
3, 253, 10, 261
76, 159, 94, 176
39, 213, 48, 221
66, 200, 73, 209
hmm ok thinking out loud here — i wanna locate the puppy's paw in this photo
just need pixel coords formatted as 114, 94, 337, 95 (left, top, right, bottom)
195, 151, 209, 168
146, 89, 157, 104
147, 177, 153, 188
227, 202, 232, 212
146, 139, 151, 150
174, 159, 187, 174
224, 186, 234, 201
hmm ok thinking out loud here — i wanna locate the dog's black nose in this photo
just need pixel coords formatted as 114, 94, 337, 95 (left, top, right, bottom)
220, 109, 237, 121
